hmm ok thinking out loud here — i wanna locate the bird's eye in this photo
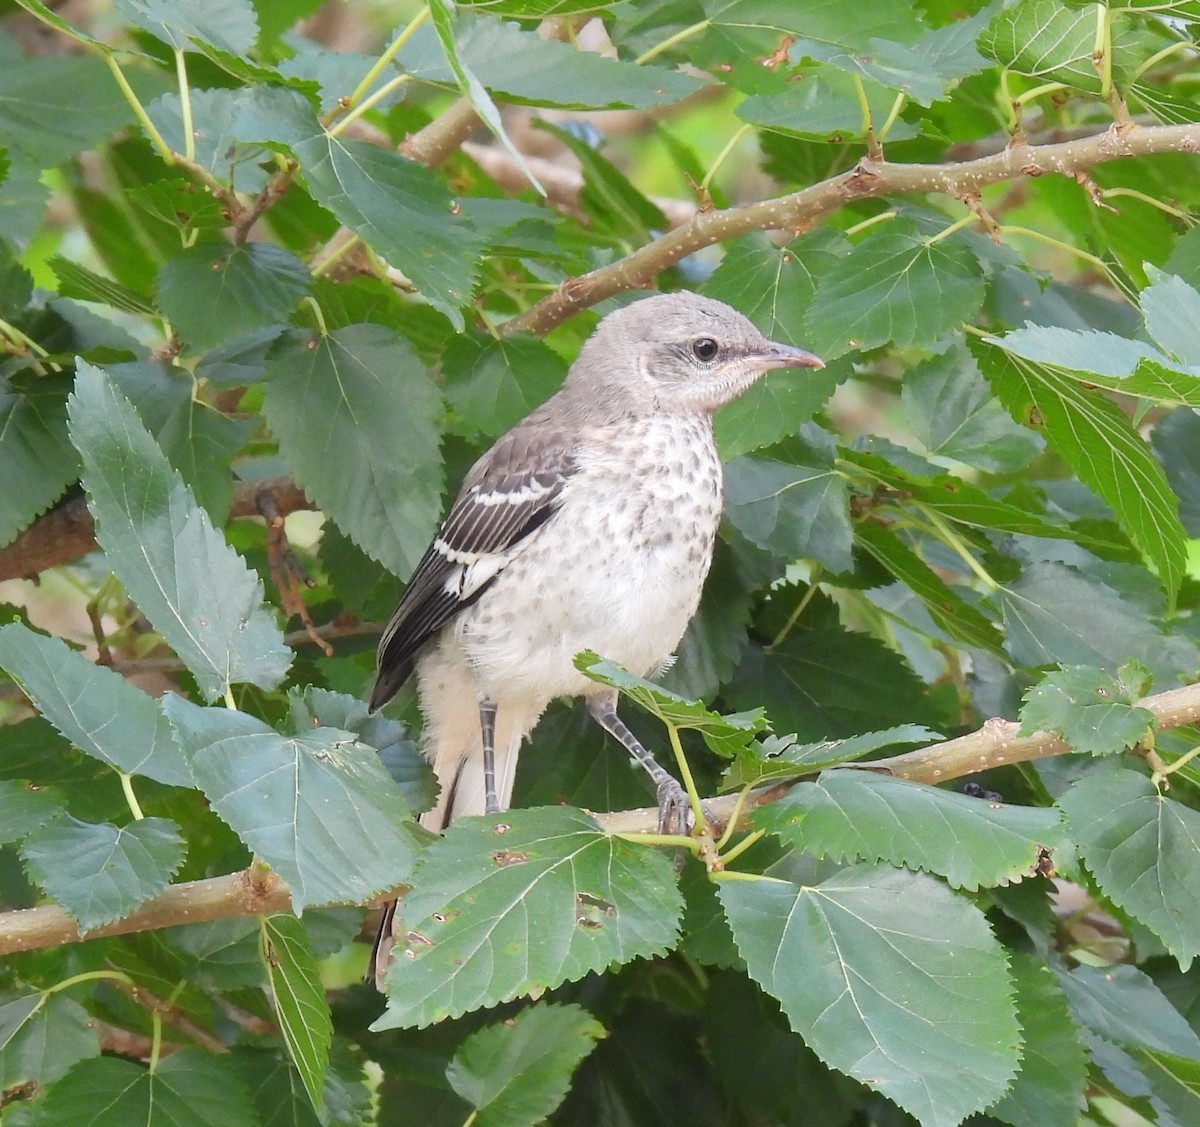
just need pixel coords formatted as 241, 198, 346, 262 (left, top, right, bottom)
692, 337, 719, 362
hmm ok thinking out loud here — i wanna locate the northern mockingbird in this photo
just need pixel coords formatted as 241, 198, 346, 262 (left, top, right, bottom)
368, 291, 823, 988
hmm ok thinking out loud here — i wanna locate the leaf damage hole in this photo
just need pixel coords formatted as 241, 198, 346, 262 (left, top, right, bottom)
492, 849, 529, 866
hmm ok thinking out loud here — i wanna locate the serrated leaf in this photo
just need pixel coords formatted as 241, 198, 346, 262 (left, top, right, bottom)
113, 0, 258, 56
294, 134, 482, 327
401, 13, 701, 109
755, 771, 1062, 890
0, 779, 65, 844
372, 807, 684, 1029
1138, 1050, 1200, 1122
1141, 270, 1200, 367
855, 520, 1006, 657
442, 333, 566, 438
262, 325, 444, 580
1019, 663, 1155, 756
977, 339, 1187, 606
156, 242, 310, 352
997, 561, 1196, 686
20, 814, 185, 932
719, 864, 1021, 1127
260, 914, 332, 1115
446, 1002, 605, 1127
1154, 407, 1200, 537
49, 255, 156, 316
0, 993, 98, 1091
990, 954, 1088, 1127
0, 370, 77, 549
724, 451, 852, 574
33, 1050, 257, 1127
576, 652, 765, 758
805, 221, 985, 359
722, 725, 942, 790
902, 344, 1043, 474
1057, 962, 1200, 1058
0, 623, 192, 786
66, 362, 292, 700
163, 697, 423, 913
1059, 768, 1200, 971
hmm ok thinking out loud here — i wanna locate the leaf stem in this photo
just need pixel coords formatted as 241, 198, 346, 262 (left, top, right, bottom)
769, 565, 824, 648
105, 53, 172, 162
635, 19, 710, 65
718, 828, 765, 866
875, 92, 907, 143
328, 73, 414, 139
615, 831, 701, 853
715, 785, 755, 850
918, 506, 999, 590
48, 968, 135, 994
1133, 40, 1193, 82
149, 1009, 163, 1072
998, 224, 1131, 300
119, 772, 145, 821
1100, 187, 1193, 222
1093, 4, 1112, 99
345, 5, 430, 113
174, 49, 195, 163
710, 869, 788, 883
702, 124, 755, 191
223, 687, 237, 710
666, 722, 707, 833
844, 210, 896, 238
1014, 81, 1068, 107
925, 212, 978, 246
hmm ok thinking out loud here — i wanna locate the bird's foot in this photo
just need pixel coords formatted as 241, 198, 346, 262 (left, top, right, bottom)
655, 777, 696, 836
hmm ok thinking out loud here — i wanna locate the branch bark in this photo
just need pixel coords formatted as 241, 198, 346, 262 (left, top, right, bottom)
500, 121, 1200, 337
4, 677, 1197, 957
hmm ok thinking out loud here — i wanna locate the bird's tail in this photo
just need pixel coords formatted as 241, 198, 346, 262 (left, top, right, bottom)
370, 703, 537, 991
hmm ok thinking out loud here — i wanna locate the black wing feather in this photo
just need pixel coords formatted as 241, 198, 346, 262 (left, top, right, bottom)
369, 422, 576, 712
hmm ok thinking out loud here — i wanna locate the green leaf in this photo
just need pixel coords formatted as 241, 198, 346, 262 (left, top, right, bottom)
719, 864, 1021, 1127
722, 725, 942, 790
1141, 270, 1200, 367
0, 370, 76, 549
1019, 663, 1155, 756
997, 562, 1196, 686
401, 13, 701, 109
50, 255, 157, 316
427, 1, 545, 197
979, 0, 1130, 94
0, 992, 98, 1091
0, 778, 65, 844
1059, 768, 1200, 972
442, 333, 566, 438
66, 362, 292, 700
755, 771, 1063, 890
990, 954, 1088, 1127
977, 340, 1187, 606
32, 1050, 258, 1127
0, 623, 193, 787
1138, 1050, 1200, 1123
902, 344, 1043, 474
20, 814, 185, 932
805, 221, 985, 359
112, 0, 259, 56
260, 914, 332, 1115
576, 652, 766, 758
1057, 962, 1200, 1058
262, 325, 444, 580
854, 520, 1006, 657
724, 450, 853, 574
156, 242, 310, 352
372, 807, 684, 1029
1154, 407, 1200, 537
446, 1002, 605, 1127
163, 697, 423, 913
294, 134, 482, 328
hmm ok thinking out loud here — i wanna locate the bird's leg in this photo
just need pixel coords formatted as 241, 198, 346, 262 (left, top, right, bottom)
588, 697, 693, 834
479, 697, 500, 814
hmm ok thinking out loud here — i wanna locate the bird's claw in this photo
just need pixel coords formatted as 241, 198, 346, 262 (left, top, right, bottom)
656, 778, 696, 836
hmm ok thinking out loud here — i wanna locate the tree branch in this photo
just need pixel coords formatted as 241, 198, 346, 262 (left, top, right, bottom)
500, 121, 1200, 337
4, 677, 1197, 957
0, 478, 314, 583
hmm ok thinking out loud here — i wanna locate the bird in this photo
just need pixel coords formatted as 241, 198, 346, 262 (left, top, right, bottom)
367, 290, 823, 988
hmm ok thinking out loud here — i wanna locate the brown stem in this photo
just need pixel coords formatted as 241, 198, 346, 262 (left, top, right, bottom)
501, 121, 1200, 337
4, 677, 1198, 957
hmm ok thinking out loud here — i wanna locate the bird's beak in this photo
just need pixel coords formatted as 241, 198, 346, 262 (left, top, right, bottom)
753, 342, 825, 371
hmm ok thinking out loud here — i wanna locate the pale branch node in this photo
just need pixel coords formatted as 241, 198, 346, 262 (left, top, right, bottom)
501, 121, 1200, 337
2, 676, 1198, 957
0, 478, 314, 583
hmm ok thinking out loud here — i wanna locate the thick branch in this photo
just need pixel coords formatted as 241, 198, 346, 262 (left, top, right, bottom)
501, 121, 1200, 336
4, 677, 1197, 957
0, 478, 313, 583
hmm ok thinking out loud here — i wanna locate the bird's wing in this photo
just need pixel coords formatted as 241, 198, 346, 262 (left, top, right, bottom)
369, 420, 577, 711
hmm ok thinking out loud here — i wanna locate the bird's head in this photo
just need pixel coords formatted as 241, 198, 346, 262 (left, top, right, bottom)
566, 291, 824, 415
